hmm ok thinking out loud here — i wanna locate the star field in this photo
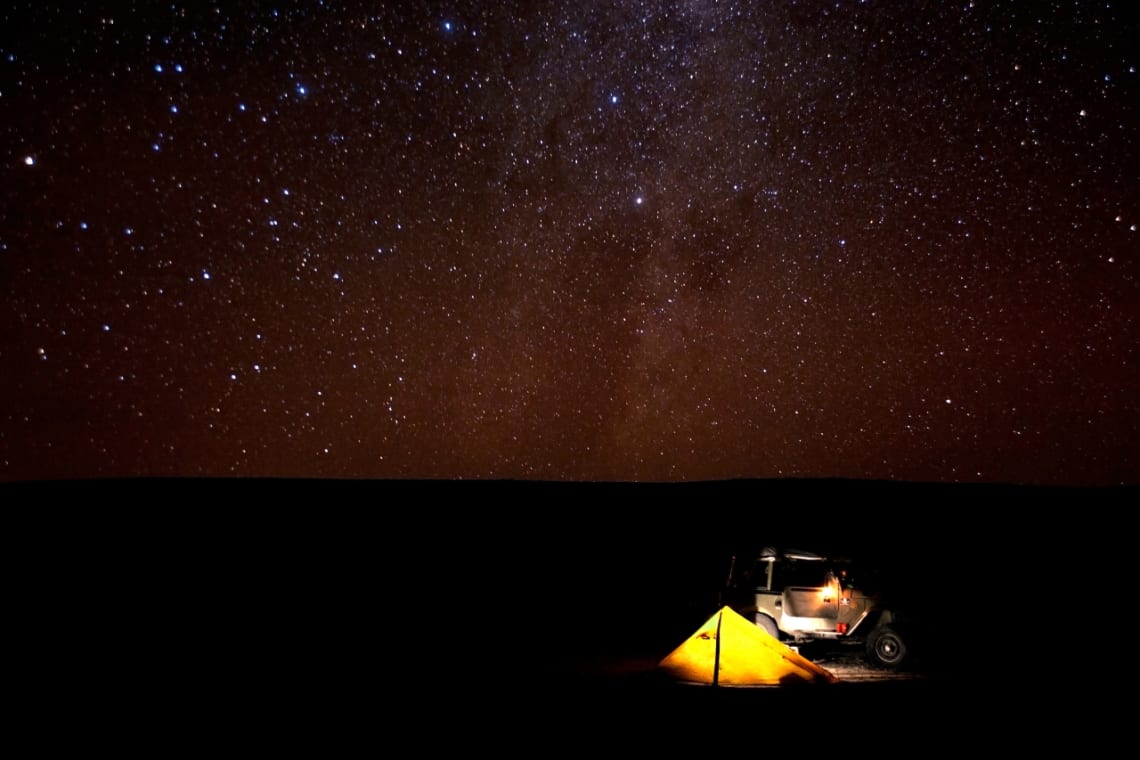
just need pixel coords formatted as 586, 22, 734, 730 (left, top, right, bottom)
2, 1, 1137, 484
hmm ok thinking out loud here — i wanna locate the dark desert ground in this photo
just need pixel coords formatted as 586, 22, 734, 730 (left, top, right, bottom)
9, 477, 1134, 750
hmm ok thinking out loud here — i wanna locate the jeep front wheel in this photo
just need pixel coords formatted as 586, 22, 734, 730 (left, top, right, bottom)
866, 626, 907, 669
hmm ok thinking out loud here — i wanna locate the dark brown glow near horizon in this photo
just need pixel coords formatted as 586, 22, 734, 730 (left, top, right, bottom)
2, 1, 1137, 485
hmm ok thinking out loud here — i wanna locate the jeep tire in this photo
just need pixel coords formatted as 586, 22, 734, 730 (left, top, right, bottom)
866, 625, 907, 669
755, 614, 779, 640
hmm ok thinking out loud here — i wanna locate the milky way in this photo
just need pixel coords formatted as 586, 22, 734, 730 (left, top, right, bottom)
2, 1, 1137, 484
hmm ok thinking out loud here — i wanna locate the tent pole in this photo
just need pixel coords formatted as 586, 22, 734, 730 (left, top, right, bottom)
712, 609, 722, 687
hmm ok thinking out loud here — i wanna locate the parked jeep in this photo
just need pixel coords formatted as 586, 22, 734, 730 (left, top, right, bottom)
722, 546, 916, 669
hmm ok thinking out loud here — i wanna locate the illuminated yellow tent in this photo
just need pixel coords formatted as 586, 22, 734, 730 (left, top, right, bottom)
658, 606, 839, 686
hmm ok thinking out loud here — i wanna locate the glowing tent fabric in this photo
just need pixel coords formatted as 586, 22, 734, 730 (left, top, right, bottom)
658, 606, 839, 686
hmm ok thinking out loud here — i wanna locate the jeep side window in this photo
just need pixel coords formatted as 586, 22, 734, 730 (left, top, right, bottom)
752, 560, 773, 591
784, 561, 828, 588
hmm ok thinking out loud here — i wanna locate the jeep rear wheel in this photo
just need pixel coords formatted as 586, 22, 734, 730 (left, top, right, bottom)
866, 625, 907, 668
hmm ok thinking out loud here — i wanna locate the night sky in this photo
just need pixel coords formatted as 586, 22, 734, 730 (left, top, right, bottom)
2, 1, 1137, 485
